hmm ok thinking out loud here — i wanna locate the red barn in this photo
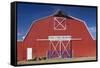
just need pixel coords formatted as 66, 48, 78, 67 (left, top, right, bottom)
17, 10, 96, 61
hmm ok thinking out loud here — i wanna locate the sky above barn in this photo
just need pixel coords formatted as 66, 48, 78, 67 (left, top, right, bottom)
17, 2, 97, 41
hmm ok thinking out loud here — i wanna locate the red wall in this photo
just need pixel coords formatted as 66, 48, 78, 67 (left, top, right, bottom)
17, 16, 96, 61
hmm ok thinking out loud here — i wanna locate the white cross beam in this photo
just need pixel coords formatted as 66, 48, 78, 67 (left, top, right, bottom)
54, 17, 66, 30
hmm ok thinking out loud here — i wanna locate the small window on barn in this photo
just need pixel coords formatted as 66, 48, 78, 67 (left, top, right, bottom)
54, 17, 66, 30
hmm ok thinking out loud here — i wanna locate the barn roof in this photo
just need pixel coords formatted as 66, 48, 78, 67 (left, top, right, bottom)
53, 9, 72, 19
18, 9, 94, 42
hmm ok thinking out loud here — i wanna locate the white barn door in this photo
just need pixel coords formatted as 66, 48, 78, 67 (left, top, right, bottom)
27, 48, 32, 60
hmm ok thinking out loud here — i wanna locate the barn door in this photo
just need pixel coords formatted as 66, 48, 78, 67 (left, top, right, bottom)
54, 17, 66, 30
27, 48, 32, 60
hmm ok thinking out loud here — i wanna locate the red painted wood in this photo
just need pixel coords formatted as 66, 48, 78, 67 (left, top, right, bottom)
17, 16, 96, 61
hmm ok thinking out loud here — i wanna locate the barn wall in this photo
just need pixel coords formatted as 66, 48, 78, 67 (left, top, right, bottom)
17, 16, 96, 61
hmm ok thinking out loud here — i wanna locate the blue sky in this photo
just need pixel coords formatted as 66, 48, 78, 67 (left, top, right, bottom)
17, 3, 97, 40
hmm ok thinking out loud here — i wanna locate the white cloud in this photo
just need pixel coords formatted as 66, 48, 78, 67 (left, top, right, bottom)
89, 26, 96, 39
89, 26, 96, 33
22, 36, 25, 39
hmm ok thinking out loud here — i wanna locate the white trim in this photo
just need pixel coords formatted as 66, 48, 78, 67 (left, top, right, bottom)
54, 17, 66, 30
83, 22, 95, 40
18, 11, 57, 42
18, 10, 95, 42
61, 40, 70, 57
69, 15, 95, 40
71, 38, 82, 40
37, 38, 81, 41
19, 9, 68, 42
49, 40, 72, 58
23, 15, 53, 41
50, 41, 60, 56
37, 39, 48, 41
48, 36, 71, 41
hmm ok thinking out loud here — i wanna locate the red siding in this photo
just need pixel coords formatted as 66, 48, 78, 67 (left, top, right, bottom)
17, 16, 96, 61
